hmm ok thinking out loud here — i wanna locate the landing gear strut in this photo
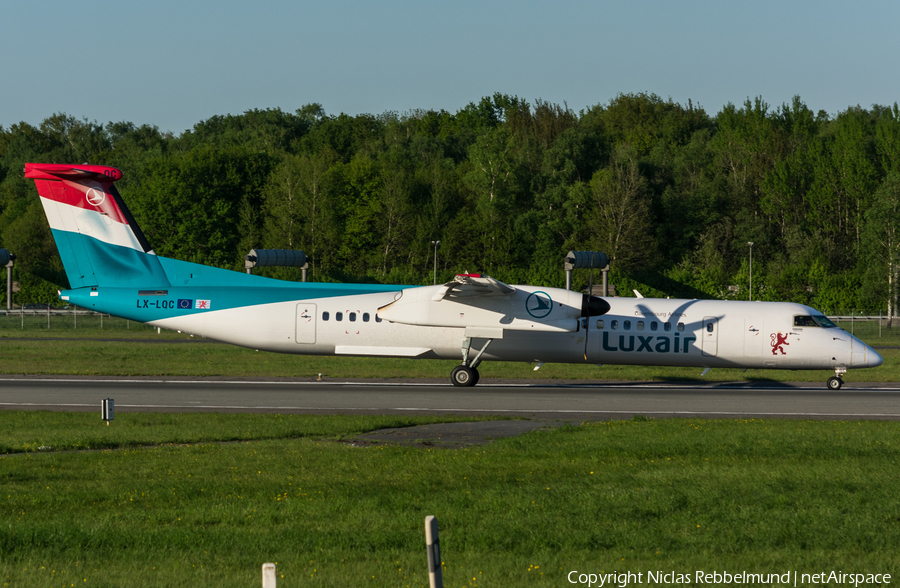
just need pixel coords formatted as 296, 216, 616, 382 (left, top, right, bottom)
827, 367, 846, 390
450, 337, 492, 387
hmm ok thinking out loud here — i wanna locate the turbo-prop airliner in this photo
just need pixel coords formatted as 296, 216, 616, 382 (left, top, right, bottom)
25, 163, 883, 389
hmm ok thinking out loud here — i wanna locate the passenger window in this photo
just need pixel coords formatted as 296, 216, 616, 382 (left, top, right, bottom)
597, 319, 604, 329
637, 321, 644, 331
363, 313, 370, 322
349, 312, 357, 322
322, 311, 330, 321
611, 320, 618, 330
706, 322, 714, 333
375, 315, 382, 323
336, 312, 343, 321
677, 322, 685, 332
664, 322, 671, 332
651, 322, 658, 331
624, 320, 631, 331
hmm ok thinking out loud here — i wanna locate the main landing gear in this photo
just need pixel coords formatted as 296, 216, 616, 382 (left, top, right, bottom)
827, 367, 846, 390
451, 365, 479, 387
450, 337, 493, 387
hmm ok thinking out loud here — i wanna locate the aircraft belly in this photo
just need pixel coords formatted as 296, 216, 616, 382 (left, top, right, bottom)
153, 303, 307, 353
473, 332, 587, 363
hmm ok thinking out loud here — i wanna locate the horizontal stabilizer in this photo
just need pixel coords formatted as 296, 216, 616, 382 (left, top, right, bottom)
24, 163, 123, 183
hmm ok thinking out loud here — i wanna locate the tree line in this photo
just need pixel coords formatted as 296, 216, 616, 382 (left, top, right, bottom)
2, 93, 900, 315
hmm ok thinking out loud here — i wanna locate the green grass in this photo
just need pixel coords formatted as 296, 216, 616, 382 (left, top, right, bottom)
0, 313, 161, 336
0, 412, 499, 455
1, 314, 898, 382
1, 333, 899, 383
1, 413, 898, 587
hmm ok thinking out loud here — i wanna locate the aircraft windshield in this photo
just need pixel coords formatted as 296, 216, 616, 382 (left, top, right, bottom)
812, 315, 837, 328
793, 316, 817, 327
794, 315, 838, 328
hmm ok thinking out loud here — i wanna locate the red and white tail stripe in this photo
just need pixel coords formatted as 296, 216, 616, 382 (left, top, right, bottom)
24, 163, 151, 253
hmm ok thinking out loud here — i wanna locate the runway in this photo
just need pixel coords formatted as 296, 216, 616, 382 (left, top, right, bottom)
2, 377, 900, 420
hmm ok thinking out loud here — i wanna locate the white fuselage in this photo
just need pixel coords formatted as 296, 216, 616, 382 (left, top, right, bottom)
147, 285, 881, 373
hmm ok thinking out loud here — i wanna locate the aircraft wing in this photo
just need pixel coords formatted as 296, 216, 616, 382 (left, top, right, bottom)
378, 274, 587, 333
431, 274, 515, 301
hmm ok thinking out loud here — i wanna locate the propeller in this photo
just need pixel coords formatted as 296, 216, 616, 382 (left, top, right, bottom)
579, 252, 611, 360
584, 263, 594, 360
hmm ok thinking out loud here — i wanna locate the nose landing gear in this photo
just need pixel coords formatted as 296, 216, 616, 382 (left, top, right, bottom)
827, 367, 846, 390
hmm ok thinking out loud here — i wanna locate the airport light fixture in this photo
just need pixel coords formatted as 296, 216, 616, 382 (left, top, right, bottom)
1, 249, 14, 310
431, 240, 441, 285
748, 242, 754, 302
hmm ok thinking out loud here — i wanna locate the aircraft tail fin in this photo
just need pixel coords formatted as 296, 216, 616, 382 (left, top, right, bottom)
24, 163, 170, 289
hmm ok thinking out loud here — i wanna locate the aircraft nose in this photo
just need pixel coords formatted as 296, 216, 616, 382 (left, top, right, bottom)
867, 345, 884, 368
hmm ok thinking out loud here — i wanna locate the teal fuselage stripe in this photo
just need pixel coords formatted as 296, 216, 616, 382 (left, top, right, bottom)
63, 283, 400, 322
53, 229, 404, 320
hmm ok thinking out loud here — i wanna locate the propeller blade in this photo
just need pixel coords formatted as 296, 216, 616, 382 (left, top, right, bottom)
584, 265, 594, 360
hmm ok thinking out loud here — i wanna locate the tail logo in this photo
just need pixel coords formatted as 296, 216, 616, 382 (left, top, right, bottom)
86, 188, 106, 206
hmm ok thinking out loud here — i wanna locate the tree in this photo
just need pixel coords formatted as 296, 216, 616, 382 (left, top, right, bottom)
374, 164, 413, 277
587, 151, 655, 269
463, 126, 524, 271
862, 172, 900, 318
875, 103, 900, 174
129, 146, 274, 268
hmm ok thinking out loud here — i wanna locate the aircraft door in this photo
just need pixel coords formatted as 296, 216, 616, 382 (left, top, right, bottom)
701, 317, 718, 357
295, 303, 317, 344
744, 318, 762, 356
851, 333, 866, 365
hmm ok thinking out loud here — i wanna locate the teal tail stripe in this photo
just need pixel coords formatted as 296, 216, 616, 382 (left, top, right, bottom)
51, 228, 170, 288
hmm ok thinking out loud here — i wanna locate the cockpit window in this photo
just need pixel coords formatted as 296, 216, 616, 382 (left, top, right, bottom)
812, 315, 837, 328
793, 315, 817, 327
794, 315, 838, 328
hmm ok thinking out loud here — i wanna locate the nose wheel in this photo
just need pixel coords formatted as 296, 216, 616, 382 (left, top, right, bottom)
827, 367, 846, 390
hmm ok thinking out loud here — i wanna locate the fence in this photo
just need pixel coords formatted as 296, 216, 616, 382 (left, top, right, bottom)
0, 308, 157, 332
827, 312, 891, 339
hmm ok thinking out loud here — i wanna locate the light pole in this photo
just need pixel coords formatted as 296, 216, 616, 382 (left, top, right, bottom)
431, 240, 440, 285
1, 249, 14, 311
748, 242, 754, 302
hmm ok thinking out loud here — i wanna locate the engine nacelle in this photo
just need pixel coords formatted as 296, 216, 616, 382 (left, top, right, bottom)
378, 284, 590, 333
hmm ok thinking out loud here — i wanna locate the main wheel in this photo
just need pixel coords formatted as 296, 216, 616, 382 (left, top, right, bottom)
826, 376, 843, 390
451, 365, 478, 387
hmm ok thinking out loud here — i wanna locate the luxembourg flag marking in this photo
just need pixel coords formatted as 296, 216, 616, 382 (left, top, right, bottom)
195, 299, 212, 310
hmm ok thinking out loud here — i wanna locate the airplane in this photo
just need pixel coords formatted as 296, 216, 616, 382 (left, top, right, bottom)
24, 162, 883, 390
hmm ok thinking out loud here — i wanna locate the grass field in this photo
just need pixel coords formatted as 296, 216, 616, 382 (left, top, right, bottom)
3, 335, 900, 382
1, 412, 898, 587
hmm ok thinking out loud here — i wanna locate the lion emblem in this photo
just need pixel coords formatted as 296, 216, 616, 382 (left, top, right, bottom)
770, 332, 790, 355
